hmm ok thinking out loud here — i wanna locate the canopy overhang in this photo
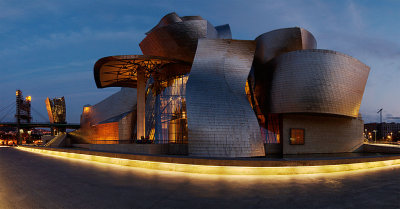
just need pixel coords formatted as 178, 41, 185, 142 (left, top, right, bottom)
94, 55, 187, 89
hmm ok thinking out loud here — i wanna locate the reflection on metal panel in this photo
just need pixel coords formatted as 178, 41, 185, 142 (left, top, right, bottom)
186, 39, 265, 157
145, 12, 183, 35
140, 13, 218, 63
250, 27, 317, 128
215, 24, 232, 39
254, 27, 317, 65
80, 88, 137, 127
270, 49, 370, 117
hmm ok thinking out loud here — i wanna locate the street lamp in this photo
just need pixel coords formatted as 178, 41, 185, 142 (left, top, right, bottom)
27, 130, 32, 144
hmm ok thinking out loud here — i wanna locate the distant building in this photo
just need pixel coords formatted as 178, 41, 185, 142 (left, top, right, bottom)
80, 12, 370, 157
365, 122, 400, 141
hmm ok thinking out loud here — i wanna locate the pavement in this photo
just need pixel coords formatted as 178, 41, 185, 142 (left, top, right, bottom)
0, 146, 399, 209
370, 143, 400, 148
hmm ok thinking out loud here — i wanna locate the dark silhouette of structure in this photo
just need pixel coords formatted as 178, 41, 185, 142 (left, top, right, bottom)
46, 97, 67, 135
15, 90, 31, 144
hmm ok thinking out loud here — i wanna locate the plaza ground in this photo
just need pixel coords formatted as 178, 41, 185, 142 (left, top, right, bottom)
0, 146, 399, 209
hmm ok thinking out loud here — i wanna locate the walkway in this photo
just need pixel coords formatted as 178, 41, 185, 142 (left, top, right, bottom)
0, 147, 399, 209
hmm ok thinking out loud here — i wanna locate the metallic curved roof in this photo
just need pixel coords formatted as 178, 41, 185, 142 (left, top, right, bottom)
269, 49, 370, 118
145, 12, 184, 35
254, 27, 317, 65
139, 13, 219, 62
94, 55, 186, 88
250, 28, 317, 118
215, 24, 232, 39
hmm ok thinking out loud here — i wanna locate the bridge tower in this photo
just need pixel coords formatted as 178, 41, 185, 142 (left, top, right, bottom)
15, 90, 32, 144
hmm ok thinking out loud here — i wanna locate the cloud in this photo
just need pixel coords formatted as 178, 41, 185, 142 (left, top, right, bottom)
0, 28, 144, 57
0, 60, 93, 83
346, 0, 365, 31
322, 31, 400, 60
0, 0, 64, 20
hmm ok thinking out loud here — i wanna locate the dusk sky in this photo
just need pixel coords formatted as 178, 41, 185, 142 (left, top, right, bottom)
0, 0, 399, 123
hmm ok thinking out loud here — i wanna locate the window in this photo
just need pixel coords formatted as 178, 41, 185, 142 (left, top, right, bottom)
290, 128, 305, 145
145, 74, 189, 144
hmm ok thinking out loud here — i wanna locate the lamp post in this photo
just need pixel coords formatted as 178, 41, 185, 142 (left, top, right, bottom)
27, 130, 32, 144
364, 129, 367, 140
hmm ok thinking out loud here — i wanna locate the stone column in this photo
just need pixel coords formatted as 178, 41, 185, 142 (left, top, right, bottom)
136, 70, 146, 139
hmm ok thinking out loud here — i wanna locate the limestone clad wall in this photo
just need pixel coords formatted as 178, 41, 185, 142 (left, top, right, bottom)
282, 114, 364, 154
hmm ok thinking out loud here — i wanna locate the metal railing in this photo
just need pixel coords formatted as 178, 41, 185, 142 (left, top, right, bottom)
88, 140, 134, 144
87, 139, 188, 145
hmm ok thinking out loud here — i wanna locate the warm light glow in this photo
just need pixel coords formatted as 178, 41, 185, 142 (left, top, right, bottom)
25, 96, 31, 102
89, 122, 119, 143
83, 106, 91, 113
15, 147, 400, 176
16, 91, 19, 96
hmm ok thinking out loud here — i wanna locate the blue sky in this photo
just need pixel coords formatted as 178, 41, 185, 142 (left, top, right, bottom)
0, 0, 399, 123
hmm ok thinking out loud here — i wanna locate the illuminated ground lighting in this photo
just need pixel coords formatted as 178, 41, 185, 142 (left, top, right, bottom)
16, 146, 400, 175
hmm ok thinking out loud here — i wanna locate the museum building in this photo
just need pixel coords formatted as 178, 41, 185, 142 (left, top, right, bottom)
79, 12, 370, 157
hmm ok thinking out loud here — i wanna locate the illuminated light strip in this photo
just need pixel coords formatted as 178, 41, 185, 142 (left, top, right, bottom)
16, 147, 400, 175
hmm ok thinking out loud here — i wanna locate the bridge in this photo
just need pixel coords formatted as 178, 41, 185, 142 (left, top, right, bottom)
0, 122, 80, 129
0, 90, 80, 144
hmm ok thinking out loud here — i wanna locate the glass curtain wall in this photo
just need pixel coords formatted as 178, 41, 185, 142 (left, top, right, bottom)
145, 74, 189, 144
246, 74, 280, 144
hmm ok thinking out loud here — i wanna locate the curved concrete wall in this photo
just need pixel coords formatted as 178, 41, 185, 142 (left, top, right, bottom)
270, 49, 370, 118
186, 39, 265, 157
254, 27, 317, 65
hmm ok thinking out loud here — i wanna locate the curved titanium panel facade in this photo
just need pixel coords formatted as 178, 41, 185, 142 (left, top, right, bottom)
140, 17, 218, 62
80, 88, 137, 126
254, 27, 317, 65
186, 39, 265, 157
215, 24, 232, 39
270, 49, 370, 117
145, 12, 183, 35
